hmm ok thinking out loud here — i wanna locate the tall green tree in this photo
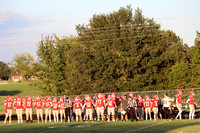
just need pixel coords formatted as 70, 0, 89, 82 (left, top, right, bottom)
74, 6, 188, 92
10, 52, 34, 79
0, 61, 11, 80
36, 35, 74, 95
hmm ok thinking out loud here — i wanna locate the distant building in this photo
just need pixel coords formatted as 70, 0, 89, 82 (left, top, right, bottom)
10, 73, 22, 82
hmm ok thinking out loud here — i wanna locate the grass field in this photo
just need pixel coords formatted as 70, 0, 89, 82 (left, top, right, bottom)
0, 119, 200, 133
0, 82, 40, 114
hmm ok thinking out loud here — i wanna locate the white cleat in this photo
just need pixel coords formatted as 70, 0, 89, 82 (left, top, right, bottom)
9, 121, 11, 124
4, 121, 6, 124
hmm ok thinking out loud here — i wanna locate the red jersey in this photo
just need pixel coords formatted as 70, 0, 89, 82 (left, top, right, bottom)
35, 100, 43, 109
137, 99, 144, 108
44, 100, 52, 109
144, 99, 151, 108
85, 100, 94, 109
59, 102, 65, 110
24, 99, 34, 109
4, 100, 13, 110
175, 94, 182, 104
152, 99, 158, 108
52, 102, 59, 110
107, 99, 115, 108
96, 98, 105, 107
14, 98, 23, 109
74, 100, 82, 109
188, 96, 194, 105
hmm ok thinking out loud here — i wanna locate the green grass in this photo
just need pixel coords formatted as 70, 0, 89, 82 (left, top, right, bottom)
0, 119, 200, 133
0, 82, 40, 114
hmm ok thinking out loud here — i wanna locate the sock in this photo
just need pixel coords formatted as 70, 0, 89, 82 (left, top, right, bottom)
76, 117, 78, 122
154, 115, 156, 120
146, 114, 148, 120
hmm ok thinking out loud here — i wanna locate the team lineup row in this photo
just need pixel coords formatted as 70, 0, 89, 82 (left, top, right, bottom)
3, 90, 196, 124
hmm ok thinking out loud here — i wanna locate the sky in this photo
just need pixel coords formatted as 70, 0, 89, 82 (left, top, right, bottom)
0, 0, 200, 63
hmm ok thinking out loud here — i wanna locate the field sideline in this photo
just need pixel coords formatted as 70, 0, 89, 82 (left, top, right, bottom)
1, 119, 200, 133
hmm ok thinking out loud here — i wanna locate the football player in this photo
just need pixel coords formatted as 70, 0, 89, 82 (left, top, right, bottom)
106, 95, 116, 122
96, 93, 105, 122
34, 96, 43, 123
24, 96, 34, 122
163, 93, 171, 121
84, 94, 94, 122
74, 96, 82, 122
43, 96, 52, 122
144, 96, 152, 120
175, 90, 182, 120
111, 93, 119, 121
59, 97, 65, 122
14, 95, 23, 123
52, 97, 59, 122
152, 95, 159, 120
186, 91, 196, 120
4, 96, 13, 124
137, 95, 144, 120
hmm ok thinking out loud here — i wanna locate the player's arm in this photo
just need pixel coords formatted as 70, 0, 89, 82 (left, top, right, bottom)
120, 103, 123, 111
114, 101, 116, 107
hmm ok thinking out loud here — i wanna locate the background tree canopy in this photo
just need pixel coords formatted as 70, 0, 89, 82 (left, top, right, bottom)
36, 5, 200, 95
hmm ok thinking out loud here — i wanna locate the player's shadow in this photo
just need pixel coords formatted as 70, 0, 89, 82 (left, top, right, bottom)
0, 90, 21, 96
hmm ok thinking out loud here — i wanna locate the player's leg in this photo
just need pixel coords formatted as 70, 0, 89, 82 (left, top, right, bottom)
149, 108, 152, 120
191, 105, 195, 119
86, 109, 89, 121
112, 107, 115, 121
36, 109, 40, 122
90, 109, 93, 121
4, 111, 8, 123
101, 107, 105, 121
40, 109, 44, 122
145, 108, 148, 120
107, 108, 110, 121
80, 109, 82, 121
97, 107, 100, 122
45, 109, 48, 122
60, 110, 63, 122
9, 110, 12, 123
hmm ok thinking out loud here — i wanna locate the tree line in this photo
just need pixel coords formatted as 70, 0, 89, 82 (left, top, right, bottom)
1, 6, 199, 95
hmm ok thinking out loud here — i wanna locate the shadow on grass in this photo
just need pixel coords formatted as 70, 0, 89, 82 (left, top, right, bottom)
0, 90, 21, 96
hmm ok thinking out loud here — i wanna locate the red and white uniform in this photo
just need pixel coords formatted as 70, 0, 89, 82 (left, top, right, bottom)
35, 100, 43, 109
175, 94, 182, 104
152, 99, 158, 108
24, 99, 34, 109
74, 100, 82, 116
96, 98, 105, 107
85, 100, 94, 109
59, 101, 65, 110
4, 100, 13, 117
52, 102, 59, 110
14, 98, 23, 109
24, 99, 34, 117
107, 99, 115, 108
137, 99, 144, 108
5, 100, 13, 110
44, 100, 52, 109
188, 96, 194, 105
96, 97, 105, 116
85, 99, 94, 116
144, 99, 151, 108
74, 100, 82, 109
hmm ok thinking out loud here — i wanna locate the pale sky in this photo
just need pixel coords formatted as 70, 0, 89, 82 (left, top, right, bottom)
0, 0, 200, 63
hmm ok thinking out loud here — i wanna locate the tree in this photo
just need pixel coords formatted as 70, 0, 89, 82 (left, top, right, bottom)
36, 5, 190, 95
166, 31, 200, 89
0, 61, 11, 80
10, 52, 34, 79
74, 6, 187, 92
36, 35, 74, 95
